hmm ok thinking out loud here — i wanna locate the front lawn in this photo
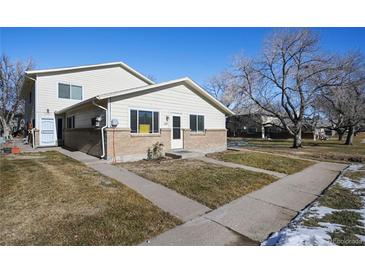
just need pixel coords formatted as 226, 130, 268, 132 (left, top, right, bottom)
117, 159, 276, 209
207, 150, 314, 175
0, 151, 180, 245
237, 133, 365, 163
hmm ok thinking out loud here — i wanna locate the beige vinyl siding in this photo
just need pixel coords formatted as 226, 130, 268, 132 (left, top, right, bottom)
36, 66, 148, 115
65, 105, 105, 128
110, 84, 226, 130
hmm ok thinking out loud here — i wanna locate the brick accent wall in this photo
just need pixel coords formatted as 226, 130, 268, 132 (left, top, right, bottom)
105, 128, 171, 162
64, 128, 104, 157
62, 127, 227, 162
183, 129, 227, 153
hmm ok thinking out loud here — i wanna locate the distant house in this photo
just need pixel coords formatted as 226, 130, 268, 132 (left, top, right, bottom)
21, 62, 234, 161
227, 113, 333, 140
227, 113, 290, 139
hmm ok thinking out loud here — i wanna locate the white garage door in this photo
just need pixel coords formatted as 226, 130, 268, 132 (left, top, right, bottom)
40, 118, 55, 146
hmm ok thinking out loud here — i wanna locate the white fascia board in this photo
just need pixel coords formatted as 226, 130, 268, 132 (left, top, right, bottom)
26, 62, 154, 85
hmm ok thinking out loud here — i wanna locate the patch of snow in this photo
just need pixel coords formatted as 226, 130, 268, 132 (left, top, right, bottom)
345, 164, 363, 171
266, 227, 334, 246
309, 205, 336, 218
338, 177, 364, 189
357, 234, 365, 242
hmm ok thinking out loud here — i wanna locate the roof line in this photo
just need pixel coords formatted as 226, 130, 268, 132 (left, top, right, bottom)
25, 61, 155, 85
55, 77, 234, 116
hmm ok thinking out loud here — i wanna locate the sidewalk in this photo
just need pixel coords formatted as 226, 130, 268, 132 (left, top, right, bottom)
143, 161, 347, 245
57, 148, 210, 222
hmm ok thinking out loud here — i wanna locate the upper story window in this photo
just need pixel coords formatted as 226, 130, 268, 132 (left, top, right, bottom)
190, 114, 205, 132
130, 109, 159, 134
58, 83, 83, 100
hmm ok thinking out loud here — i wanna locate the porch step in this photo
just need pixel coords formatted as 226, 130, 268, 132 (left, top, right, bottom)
165, 150, 205, 159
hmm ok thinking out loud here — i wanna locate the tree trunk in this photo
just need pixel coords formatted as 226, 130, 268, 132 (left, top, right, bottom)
345, 126, 354, 145
0, 116, 11, 137
338, 131, 344, 141
292, 128, 302, 148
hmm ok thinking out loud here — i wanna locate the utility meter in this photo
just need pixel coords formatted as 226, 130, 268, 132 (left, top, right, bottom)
111, 119, 119, 128
95, 116, 102, 127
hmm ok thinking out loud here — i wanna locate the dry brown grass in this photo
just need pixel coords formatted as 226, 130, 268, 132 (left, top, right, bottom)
207, 151, 314, 175
319, 184, 363, 210
229, 132, 365, 163
118, 159, 276, 209
0, 151, 180, 245
236, 133, 365, 163
345, 171, 365, 182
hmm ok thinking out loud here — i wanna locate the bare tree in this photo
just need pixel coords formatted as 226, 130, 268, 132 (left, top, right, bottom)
316, 96, 347, 140
342, 54, 365, 145
144, 73, 157, 82
205, 70, 250, 113
0, 55, 33, 137
232, 29, 344, 148
319, 53, 365, 145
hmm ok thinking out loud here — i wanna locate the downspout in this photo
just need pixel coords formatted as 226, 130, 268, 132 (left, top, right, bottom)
92, 101, 108, 159
31, 128, 35, 148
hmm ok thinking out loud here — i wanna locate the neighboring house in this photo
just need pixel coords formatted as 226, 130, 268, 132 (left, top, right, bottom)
227, 113, 333, 140
227, 113, 291, 139
21, 62, 234, 162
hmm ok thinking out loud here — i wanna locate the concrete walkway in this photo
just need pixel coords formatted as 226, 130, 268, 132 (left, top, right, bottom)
199, 156, 287, 178
141, 216, 259, 246
57, 148, 210, 222
143, 161, 347, 245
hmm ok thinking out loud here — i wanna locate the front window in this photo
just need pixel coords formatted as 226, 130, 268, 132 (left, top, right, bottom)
247, 127, 256, 134
189, 114, 204, 132
130, 109, 159, 133
58, 83, 83, 100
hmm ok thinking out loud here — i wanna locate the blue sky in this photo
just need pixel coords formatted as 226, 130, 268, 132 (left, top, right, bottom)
1, 28, 364, 85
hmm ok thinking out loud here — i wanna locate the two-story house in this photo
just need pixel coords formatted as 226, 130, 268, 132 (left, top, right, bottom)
21, 62, 234, 162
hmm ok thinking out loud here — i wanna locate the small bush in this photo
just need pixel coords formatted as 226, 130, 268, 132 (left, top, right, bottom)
147, 142, 164, 160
